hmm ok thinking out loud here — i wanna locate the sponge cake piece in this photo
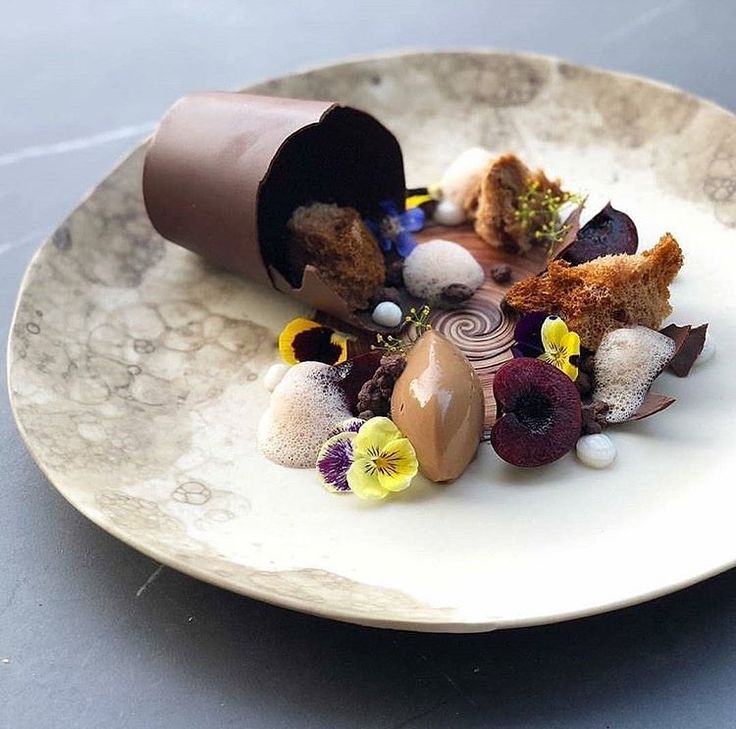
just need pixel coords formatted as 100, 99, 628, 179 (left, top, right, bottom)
504, 233, 684, 349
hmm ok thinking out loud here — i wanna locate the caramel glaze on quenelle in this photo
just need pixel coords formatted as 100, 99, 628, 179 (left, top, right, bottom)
391, 331, 485, 482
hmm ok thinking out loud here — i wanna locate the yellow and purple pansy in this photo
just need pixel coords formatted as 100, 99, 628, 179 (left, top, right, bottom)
513, 312, 581, 380
278, 317, 349, 366
316, 417, 418, 500
538, 315, 581, 380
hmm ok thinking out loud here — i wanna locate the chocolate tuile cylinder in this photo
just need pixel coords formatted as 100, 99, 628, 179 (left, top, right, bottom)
143, 91, 406, 325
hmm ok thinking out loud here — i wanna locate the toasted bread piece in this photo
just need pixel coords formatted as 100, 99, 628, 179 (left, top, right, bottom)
465, 154, 563, 252
504, 233, 684, 349
287, 203, 385, 310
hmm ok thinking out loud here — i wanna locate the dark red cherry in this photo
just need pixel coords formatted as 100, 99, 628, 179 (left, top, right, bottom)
561, 203, 638, 265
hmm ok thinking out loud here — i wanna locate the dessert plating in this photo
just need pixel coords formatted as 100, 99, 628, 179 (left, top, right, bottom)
142, 91, 710, 499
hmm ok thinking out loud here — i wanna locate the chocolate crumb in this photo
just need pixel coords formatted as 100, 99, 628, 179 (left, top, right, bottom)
575, 371, 592, 397
385, 260, 404, 287
581, 400, 609, 434
578, 353, 596, 375
441, 283, 475, 305
356, 354, 407, 418
368, 286, 402, 309
490, 264, 512, 283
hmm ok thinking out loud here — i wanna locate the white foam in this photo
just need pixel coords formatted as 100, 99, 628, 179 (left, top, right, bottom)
438, 147, 492, 207
593, 326, 675, 422
257, 361, 352, 468
403, 239, 484, 304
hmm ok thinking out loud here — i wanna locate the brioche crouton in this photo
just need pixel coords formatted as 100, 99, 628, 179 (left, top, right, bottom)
504, 233, 684, 349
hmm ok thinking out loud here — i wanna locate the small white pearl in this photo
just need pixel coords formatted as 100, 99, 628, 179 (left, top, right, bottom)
263, 363, 290, 392
433, 199, 466, 226
371, 301, 403, 328
693, 336, 715, 368
576, 433, 616, 469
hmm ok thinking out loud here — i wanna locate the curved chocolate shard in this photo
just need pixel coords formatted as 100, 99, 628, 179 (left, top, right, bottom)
143, 92, 406, 323
660, 323, 708, 377
275, 264, 422, 332
660, 323, 691, 358
270, 264, 356, 323
627, 391, 676, 421
548, 203, 583, 260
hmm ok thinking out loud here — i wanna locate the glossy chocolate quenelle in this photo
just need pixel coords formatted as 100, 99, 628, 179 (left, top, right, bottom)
391, 331, 484, 482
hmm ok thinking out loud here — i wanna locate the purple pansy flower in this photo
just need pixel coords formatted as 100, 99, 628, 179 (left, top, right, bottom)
365, 200, 425, 257
327, 418, 365, 439
316, 432, 356, 493
512, 311, 549, 358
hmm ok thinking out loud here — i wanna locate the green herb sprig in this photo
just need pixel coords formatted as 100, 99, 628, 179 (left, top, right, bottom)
514, 180, 585, 254
371, 305, 432, 356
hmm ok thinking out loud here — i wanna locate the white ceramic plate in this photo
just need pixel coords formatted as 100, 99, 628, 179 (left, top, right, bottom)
9, 51, 736, 632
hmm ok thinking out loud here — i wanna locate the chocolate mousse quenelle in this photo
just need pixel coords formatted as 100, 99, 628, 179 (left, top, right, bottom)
391, 331, 485, 482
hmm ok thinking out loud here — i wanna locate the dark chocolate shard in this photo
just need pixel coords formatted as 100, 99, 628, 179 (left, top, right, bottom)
660, 323, 708, 377
627, 391, 676, 421
548, 204, 583, 260
660, 323, 691, 358
556, 202, 638, 265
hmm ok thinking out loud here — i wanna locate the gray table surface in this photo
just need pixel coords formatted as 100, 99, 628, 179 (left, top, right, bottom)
3, 1, 736, 727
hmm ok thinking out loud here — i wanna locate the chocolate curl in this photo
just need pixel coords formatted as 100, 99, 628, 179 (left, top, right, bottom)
549, 204, 583, 261
143, 91, 406, 325
660, 323, 708, 377
627, 391, 676, 421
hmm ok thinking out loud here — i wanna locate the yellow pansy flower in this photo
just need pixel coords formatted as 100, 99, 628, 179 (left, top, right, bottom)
278, 317, 348, 366
346, 417, 418, 500
405, 192, 434, 209
538, 315, 580, 380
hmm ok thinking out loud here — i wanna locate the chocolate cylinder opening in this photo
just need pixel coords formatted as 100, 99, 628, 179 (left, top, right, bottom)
143, 92, 406, 324
259, 106, 405, 288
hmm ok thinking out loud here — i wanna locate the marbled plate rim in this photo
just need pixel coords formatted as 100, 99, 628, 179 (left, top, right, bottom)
8, 49, 736, 632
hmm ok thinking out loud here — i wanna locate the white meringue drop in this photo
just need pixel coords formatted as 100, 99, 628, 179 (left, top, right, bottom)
433, 198, 466, 226
371, 301, 403, 328
576, 433, 616, 469
263, 363, 290, 392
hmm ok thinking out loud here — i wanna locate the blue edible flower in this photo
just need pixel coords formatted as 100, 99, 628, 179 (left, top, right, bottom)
365, 200, 425, 258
